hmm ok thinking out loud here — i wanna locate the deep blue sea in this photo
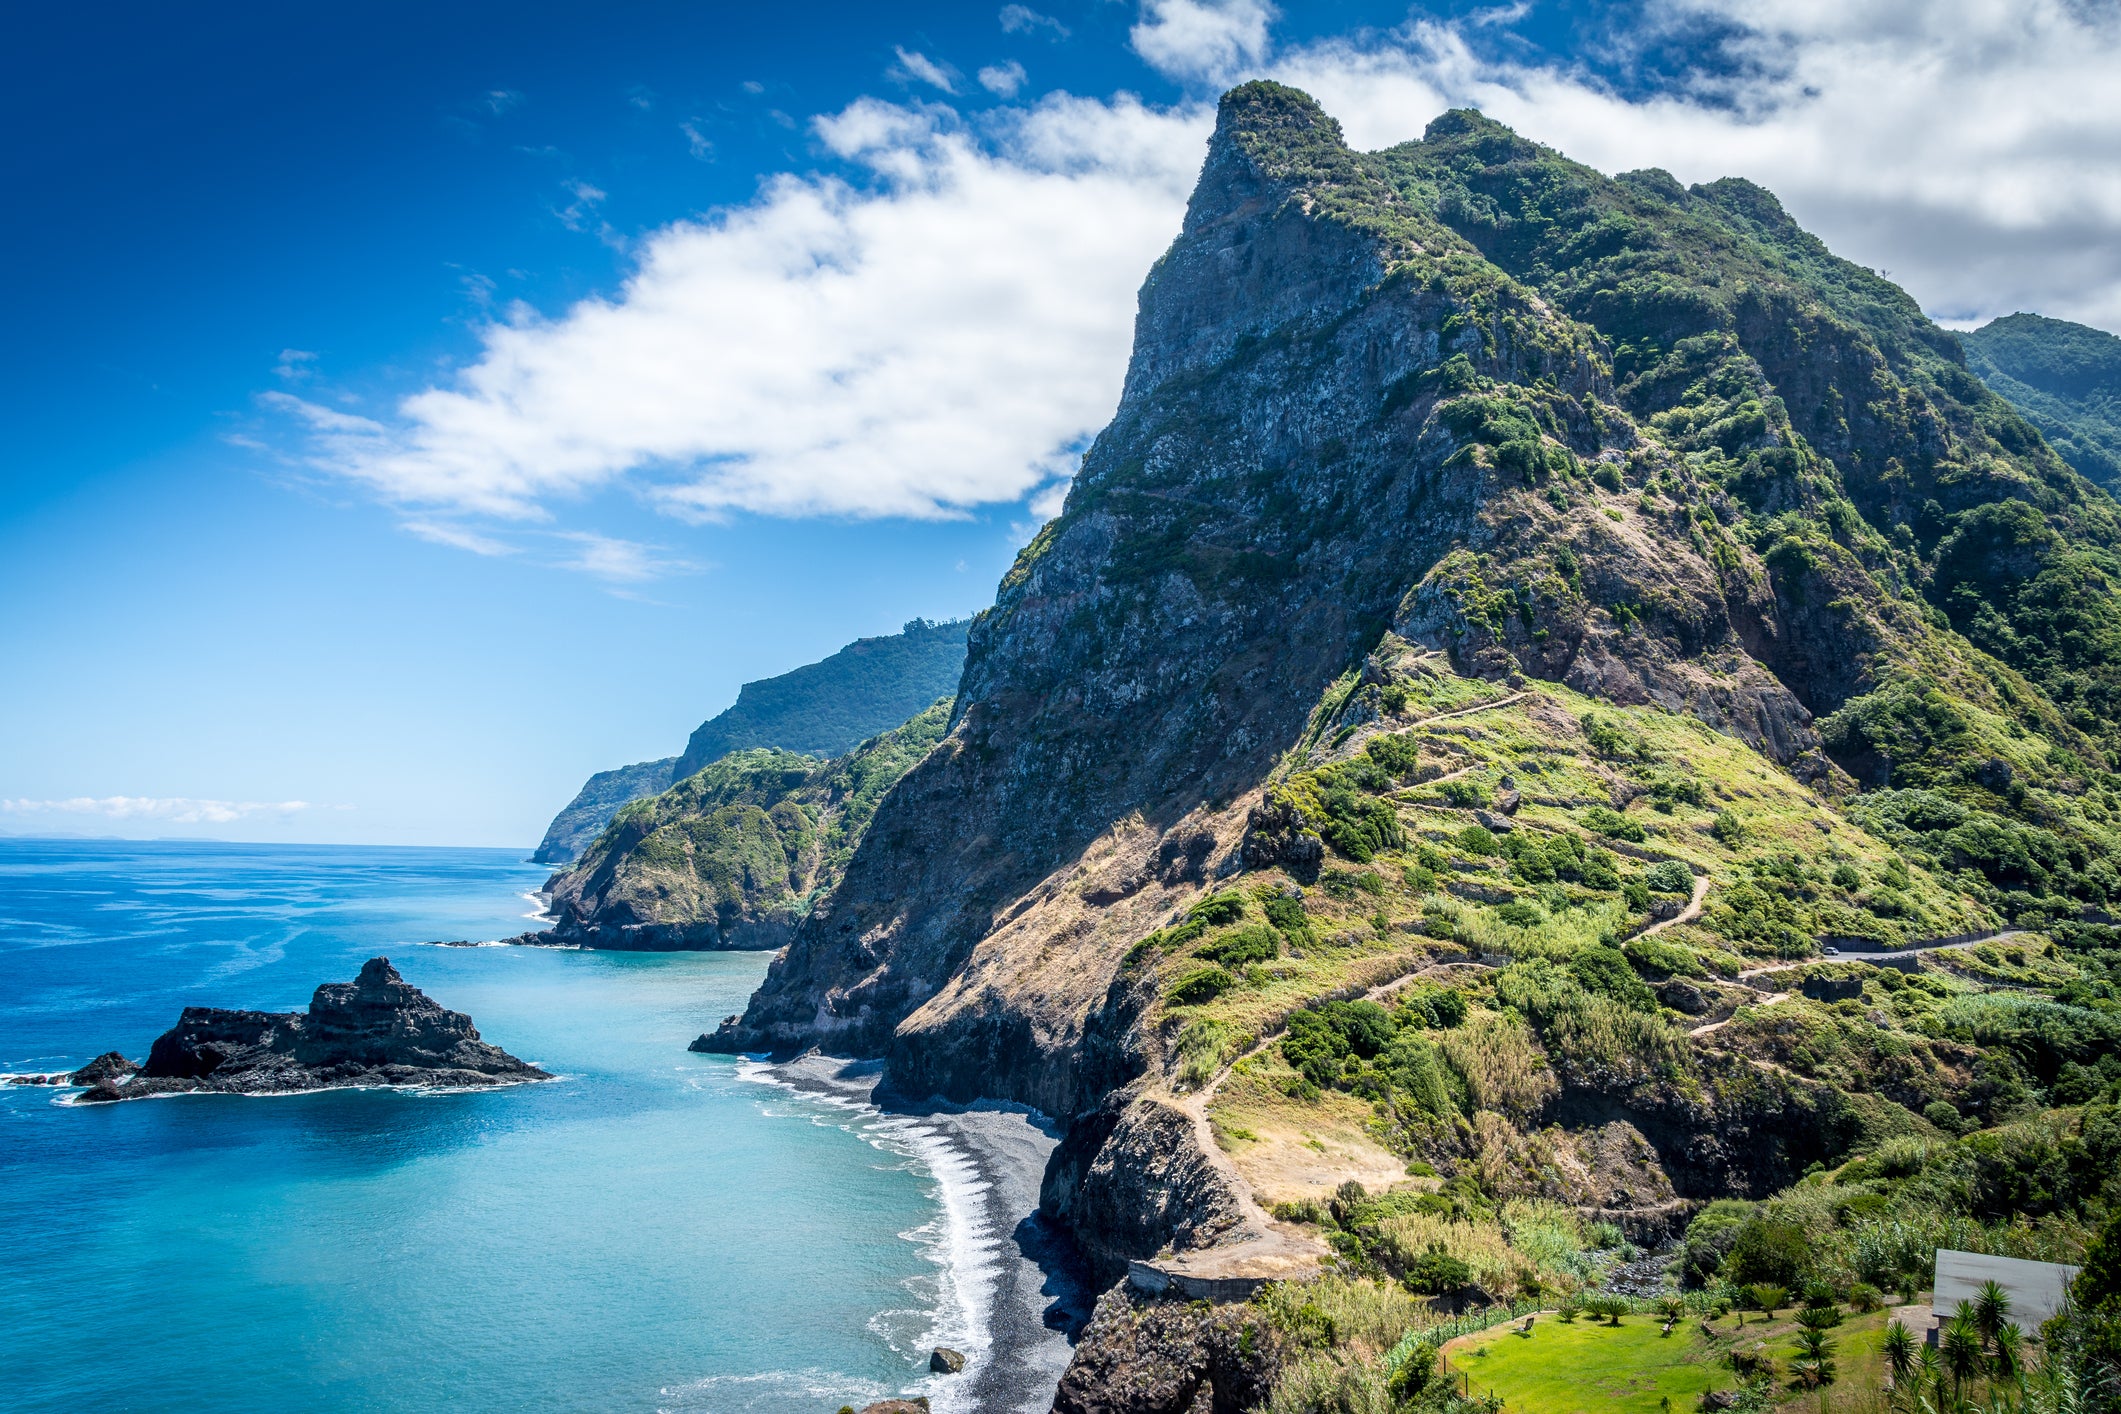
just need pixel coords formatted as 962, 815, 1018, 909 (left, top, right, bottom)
0, 839, 986, 1414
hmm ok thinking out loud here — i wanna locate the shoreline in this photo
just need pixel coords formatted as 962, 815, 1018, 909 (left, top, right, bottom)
743, 1054, 1090, 1414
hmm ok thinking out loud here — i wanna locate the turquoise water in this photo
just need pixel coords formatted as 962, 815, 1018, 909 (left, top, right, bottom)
0, 839, 969, 1414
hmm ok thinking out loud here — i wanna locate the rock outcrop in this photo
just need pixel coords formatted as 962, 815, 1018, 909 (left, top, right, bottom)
75, 958, 549, 1102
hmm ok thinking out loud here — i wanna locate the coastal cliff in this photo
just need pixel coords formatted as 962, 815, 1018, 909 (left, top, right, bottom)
539, 701, 951, 951
76, 957, 549, 1101
695, 83, 2121, 1410
532, 620, 970, 865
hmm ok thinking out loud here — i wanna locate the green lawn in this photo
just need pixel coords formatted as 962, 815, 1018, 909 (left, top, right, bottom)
1439, 1309, 1893, 1414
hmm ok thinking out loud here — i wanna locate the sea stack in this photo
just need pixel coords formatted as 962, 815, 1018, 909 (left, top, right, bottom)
76, 957, 550, 1103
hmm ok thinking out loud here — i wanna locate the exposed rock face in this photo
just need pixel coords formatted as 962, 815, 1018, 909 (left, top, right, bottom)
697, 81, 2120, 1389
69, 1051, 138, 1086
532, 702, 951, 952
75, 958, 549, 1102
1042, 1086, 1249, 1286
1051, 1287, 1281, 1414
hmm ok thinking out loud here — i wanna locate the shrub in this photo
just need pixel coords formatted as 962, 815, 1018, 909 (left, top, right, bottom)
1396, 985, 1467, 1030
1711, 810, 1748, 846
1440, 778, 1490, 809
1457, 825, 1500, 856
1494, 900, 1545, 927
1188, 891, 1249, 927
1168, 965, 1238, 1006
1726, 1219, 1811, 1290
1264, 892, 1315, 944
1566, 945, 1660, 1012
1365, 732, 1421, 778
1646, 860, 1694, 894
1582, 805, 1647, 842
1202, 925, 1280, 967
1403, 1248, 1475, 1294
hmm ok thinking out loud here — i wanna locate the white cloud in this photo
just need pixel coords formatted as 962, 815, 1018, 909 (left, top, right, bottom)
484, 89, 524, 115
1131, 0, 1277, 84
1, 797, 314, 825
892, 47, 959, 94
999, 4, 1070, 41
980, 61, 1029, 97
284, 93, 1205, 523
1269, 2, 2121, 329
279, 0, 2121, 556
681, 120, 714, 161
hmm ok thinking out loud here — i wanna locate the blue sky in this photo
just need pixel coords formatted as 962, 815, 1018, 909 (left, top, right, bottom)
7, 1, 2121, 848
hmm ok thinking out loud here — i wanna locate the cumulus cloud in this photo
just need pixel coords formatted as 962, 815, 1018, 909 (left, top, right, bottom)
1, 797, 315, 825
1270, 0, 2121, 329
980, 61, 1029, 97
1131, 0, 1277, 84
286, 93, 1205, 523
279, 0, 2121, 556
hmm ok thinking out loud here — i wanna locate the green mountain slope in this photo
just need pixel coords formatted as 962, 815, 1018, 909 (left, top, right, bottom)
539, 700, 951, 950
673, 617, 969, 776
1963, 311, 2121, 491
678, 86, 2121, 1408
529, 617, 968, 864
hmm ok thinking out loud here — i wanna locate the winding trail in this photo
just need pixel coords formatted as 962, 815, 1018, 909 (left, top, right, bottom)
1411, 692, 1526, 726
1734, 929, 2026, 982
1635, 872, 1710, 940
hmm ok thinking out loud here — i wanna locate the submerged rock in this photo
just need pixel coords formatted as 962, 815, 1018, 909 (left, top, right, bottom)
74, 958, 550, 1103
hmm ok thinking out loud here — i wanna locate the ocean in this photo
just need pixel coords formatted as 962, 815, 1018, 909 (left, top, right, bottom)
0, 838, 1066, 1414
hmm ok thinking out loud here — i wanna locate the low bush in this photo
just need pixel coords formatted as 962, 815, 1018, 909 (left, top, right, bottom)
1168, 965, 1238, 1006
1201, 924, 1280, 967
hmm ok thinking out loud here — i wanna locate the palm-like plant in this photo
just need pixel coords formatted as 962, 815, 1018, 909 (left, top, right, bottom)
1974, 1281, 2013, 1349
1992, 1321, 2025, 1383
1794, 1326, 1838, 1390
1915, 1342, 1947, 1414
1944, 1309, 1988, 1400
1884, 1318, 1919, 1389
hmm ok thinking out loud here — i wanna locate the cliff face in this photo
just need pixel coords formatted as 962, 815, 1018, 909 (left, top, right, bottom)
529, 619, 969, 866
703, 82, 2121, 1319
531, 757, 677, 866
673, 618, 970, 777
703, 84, 1917, 1106
542, 701, 951, 950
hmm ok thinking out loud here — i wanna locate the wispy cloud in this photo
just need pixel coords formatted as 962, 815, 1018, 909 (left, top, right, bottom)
484, 89, 524, 115
999, 5, 1069, 41
273, 349, 318, 382
1, 797, 317, 825
891, 47, 960, 94
403, 520, 515, 556
552, 531, 696, 582
680, 119, 714, 160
